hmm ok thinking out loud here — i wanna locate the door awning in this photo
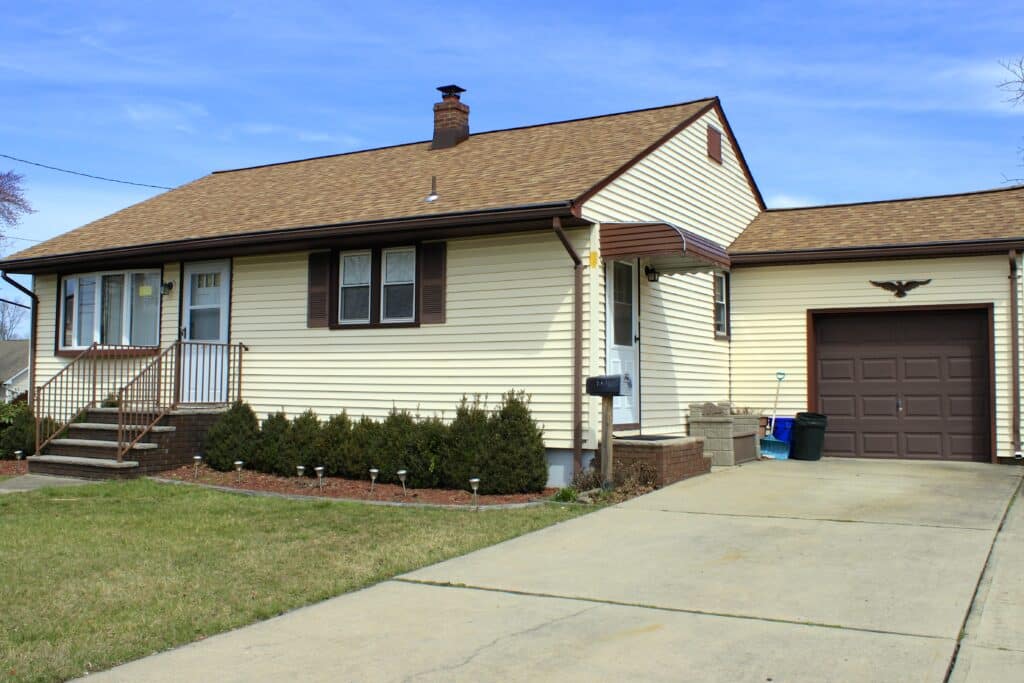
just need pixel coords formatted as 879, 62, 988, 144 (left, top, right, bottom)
599, 222, 730, 274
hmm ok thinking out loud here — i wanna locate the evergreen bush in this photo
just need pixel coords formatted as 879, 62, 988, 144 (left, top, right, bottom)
0, 401, 36, 459
289, 409, 323, 475
441, 396, 490, 489
479, 391, 547, 494
202, 401, 259, 471
257, 411, 291, 475
317, 410, 354, 477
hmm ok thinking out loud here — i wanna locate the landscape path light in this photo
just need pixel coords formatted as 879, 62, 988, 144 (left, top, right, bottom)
369, 468, 379, 492
14, 450, 23, 461
296, 465, 305, 478
193, 455, 202, 479
469, 477, 481, 508
315, 466, 325, 491
397, 470, 407, 495
234, 460, 244, 482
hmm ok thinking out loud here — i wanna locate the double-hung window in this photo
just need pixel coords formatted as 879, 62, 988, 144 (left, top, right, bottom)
713, 271, 730, 338
337, 246, 417, 326
61, 270, 161, 348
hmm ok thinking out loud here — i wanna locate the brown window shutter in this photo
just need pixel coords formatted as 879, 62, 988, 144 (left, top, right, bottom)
707, 125, 722, 163
420, 241, 447, 324
307, 251, 332, 328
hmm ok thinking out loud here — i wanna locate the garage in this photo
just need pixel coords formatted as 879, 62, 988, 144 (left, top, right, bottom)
812, 307, 992, 461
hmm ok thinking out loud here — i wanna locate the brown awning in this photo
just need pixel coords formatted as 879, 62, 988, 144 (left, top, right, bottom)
600, 222, 730, 273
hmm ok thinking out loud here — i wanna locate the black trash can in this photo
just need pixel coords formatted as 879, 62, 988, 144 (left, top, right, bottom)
790, 412, 828, 461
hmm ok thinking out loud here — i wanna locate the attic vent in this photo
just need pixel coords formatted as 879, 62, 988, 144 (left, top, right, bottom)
431, 85, 469, 150
707, 125, 723, 164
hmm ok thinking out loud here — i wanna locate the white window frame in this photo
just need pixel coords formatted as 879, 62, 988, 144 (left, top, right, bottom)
714, 271, 730, 338
59, 269, 162, 349
338, 250, 372, 325
380, 247, 416, 323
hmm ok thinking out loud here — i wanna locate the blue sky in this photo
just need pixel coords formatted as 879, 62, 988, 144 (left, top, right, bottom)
1, 1, 1022, 327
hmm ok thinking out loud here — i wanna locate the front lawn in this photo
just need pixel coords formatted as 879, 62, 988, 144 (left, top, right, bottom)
0, 479, 586, 682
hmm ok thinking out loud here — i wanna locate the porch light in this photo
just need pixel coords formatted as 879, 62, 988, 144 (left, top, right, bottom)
644, 266, 660, 283
315, 466, 325, 491
161, 281, 175, 296
234, 460, 244, 481
296, 465, 305, 478
469, 477, 480, 508
193, 455, 202, 479
369, 468, 379, 492
397, 469, 407, 495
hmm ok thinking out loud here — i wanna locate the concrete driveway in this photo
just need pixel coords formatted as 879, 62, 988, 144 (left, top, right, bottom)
87, 459, 1022, 682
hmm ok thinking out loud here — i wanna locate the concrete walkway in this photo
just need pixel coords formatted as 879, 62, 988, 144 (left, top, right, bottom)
0, 473, 87, 494
85, 459, 1022, 682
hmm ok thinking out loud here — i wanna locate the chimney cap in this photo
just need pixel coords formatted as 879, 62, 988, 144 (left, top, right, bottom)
437, 84, 466, 98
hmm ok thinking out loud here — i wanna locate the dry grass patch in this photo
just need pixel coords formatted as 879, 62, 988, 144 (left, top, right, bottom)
0, 479, 586, 682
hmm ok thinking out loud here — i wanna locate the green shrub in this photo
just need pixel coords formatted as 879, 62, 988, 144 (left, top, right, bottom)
347, 415, 381, 479
553, 486, 577, 502
256, 411, 291, 475
317, 410, 354, 477
202, 401, 260, 471
369, 409, 417, 485
0, 401, 36, 459
405, 415, 447, 489
479, 391, 547, 494
289, 409, 323, 475
442, 396, 491, 489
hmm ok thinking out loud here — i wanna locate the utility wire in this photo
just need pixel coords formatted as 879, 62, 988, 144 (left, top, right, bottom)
0, 153, 173, 190
4, 236, 44, 243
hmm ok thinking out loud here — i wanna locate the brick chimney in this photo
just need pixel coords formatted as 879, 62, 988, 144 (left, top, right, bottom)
431, 85, 469, 150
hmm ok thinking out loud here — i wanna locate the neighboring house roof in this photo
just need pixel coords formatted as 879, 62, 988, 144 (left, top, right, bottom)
3, 97, 745, 271
731, 185, 1024, 262
0, 340, 28, 383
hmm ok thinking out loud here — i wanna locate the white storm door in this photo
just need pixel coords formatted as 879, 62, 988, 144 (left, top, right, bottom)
606, 260, 639, 425
181, 261, 230, 403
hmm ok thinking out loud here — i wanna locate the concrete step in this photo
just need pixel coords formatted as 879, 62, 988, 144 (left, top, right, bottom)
49, 438, 159, 450
69, 422, 176, 433
28, 454, 140, 480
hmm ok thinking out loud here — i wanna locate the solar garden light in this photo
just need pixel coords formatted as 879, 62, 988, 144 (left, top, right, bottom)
193, 455, 202, 479
315, 466, 325, 491
369, 468, 379, 492
234, 460, 243, 481
469, 477, 481, 508
14, 450, 23, 461
397, 469, 407, 495
296, 465, 305, 478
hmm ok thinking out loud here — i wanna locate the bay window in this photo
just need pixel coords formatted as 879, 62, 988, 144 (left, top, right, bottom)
61, 270, 161, 348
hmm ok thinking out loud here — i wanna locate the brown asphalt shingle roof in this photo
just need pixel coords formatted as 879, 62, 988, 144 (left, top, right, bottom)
6, 98, 715, 263
731, 185, 1024, 254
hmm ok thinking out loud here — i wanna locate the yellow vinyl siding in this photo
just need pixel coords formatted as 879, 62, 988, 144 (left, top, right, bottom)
231, 229, 591, 449
581, 108, 760, 434
731, 255, 1017, 459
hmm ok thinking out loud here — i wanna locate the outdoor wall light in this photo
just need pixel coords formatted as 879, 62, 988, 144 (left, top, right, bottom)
315, 466, 325, 491
397, 469, 408, 495
296, 465, 305, 478
193, 454, 202, 479
161, 281, 175, 296
469, 477, 481, 508
644, 266, 660, 283
234, 460, 244, 481
369, 468, 379, 492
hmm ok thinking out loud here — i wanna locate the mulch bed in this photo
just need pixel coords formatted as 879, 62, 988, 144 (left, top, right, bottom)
0, 460, 28, 477
159, 464, 558, 506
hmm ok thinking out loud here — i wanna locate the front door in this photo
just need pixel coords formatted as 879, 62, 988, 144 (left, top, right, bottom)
606, 260, 639, 425
181, 260, 231, 403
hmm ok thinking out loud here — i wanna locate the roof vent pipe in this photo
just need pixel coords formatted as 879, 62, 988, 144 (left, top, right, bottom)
431, 85, 469, 150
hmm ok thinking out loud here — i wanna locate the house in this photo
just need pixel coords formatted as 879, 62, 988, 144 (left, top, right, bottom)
1, 86, 1021, 484
0, 339, 29, 401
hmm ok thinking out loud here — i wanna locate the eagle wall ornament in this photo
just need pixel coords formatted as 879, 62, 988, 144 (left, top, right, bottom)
869, 279, 932, 298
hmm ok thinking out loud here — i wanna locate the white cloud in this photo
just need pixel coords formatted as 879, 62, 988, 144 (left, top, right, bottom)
766, 193, 819, 209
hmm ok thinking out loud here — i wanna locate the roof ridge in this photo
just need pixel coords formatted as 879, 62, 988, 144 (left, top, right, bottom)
212, 96, 717, 176
767, 184, 1024, 212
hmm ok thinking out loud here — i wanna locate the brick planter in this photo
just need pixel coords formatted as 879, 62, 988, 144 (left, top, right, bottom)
688, 403, 761, 466
612, 436, 710, 487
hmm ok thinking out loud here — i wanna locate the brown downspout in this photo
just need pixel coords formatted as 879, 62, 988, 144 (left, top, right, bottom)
553, 217, 584, 472
2, 272, 38, 402
1010, 251, 1021, 457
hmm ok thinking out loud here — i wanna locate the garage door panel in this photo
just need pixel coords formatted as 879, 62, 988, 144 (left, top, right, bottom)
815, 309, 989, 462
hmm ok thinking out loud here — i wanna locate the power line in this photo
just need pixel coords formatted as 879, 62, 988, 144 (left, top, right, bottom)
1, 153, 173, 190
4, 235, 44, 243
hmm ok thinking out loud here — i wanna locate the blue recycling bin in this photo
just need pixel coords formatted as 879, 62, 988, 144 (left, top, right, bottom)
773, 417, 795, 444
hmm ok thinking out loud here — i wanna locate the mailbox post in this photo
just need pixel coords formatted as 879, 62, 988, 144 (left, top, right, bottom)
586, 374, 625, 489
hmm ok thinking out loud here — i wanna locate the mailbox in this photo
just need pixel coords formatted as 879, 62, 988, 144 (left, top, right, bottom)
586, 374, 625, 397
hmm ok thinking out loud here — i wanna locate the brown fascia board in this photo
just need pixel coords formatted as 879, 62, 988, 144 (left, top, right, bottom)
0, 201, 586, 274
729, 237, 1024, 266
572, 97, 766, 215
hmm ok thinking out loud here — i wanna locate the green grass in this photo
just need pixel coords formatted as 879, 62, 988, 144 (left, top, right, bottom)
0, 479, 587, 682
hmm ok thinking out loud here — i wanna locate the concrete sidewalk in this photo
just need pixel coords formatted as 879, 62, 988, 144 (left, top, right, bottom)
0, 473, 87, 494
84, 459, 1022, 682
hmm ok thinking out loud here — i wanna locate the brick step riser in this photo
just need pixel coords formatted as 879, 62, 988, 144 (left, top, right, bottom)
28, 461, 141, 480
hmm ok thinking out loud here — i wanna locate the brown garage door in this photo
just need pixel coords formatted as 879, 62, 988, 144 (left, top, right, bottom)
814, 308, 990, 461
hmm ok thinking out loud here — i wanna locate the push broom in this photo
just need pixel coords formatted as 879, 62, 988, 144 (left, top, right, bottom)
760, 370, 790, 459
